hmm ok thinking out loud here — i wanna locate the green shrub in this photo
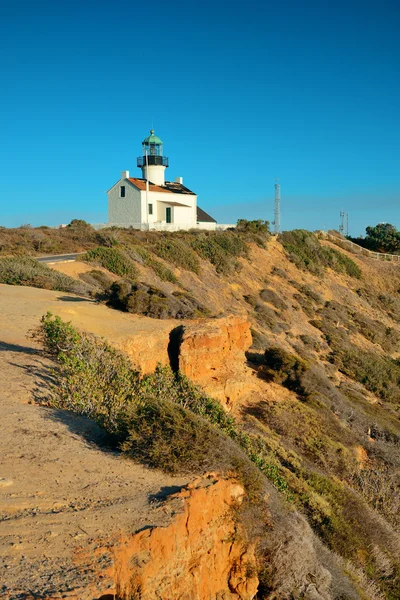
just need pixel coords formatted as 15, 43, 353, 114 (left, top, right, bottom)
192, 236, 231, 273
95, 230, 120, 247
36, 313, 139, 433
259, 288, 288, 310
79, 247, 138, 280
152, 238, 200, 274
236, 219, 271, 248
236, 219, 270, 235
192, 231, 248, 275
280, 230, 361, 278
106, 281, 207, 319
311, 301, 400, 403
79, 269, 115, 291
331, 346, 400, 405
128, 245, 178, 283
258, 347, 309, 393
0, 256, 90, 295
120, 397, 227, 473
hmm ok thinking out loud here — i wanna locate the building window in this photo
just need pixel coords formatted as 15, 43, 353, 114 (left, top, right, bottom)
148, 203, 153, 215
120, 185, 125, 198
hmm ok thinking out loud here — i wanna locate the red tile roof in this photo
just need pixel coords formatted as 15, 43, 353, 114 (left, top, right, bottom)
128, 178, 195, 195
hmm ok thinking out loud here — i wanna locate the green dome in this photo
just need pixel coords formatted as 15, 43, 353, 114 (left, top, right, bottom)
143, 129, 163, 145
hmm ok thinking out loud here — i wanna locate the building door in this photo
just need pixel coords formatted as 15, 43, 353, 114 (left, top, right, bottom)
166, 207, 172, 223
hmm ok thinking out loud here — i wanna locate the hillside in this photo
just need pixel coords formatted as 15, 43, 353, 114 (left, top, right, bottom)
1, 225, 400, 599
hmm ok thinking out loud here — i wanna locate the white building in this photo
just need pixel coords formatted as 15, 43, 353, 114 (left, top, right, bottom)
107, 130, 225, 231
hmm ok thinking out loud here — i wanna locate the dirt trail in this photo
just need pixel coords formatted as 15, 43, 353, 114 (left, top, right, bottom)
0, 284, 187, 598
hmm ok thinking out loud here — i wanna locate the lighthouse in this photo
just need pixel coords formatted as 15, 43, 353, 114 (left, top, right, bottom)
137, 129, 169, 186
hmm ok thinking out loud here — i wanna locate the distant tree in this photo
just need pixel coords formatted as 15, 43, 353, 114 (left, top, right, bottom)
236, 219, 270, 234
361, 223, 400, 254
67, 219, 92, 231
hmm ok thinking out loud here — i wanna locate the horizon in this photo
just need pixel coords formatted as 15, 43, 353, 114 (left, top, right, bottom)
1, 0, 399, 236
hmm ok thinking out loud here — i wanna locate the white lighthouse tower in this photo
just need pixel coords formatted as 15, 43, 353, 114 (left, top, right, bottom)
137, 130, 169, 186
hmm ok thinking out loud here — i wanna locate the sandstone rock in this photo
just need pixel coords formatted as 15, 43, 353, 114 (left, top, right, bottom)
177, 316, 254, 406
109, 477, 259, 600
178, 316, 252, 380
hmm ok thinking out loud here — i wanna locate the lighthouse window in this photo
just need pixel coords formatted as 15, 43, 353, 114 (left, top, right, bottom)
120, 186, 125, 198
148, 203, 153, 215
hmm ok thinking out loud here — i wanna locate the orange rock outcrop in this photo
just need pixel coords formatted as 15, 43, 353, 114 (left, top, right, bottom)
178, 316, 254, 406
109, 476, 259, 600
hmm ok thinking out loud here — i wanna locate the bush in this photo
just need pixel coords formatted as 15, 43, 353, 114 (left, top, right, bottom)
95, 230, 120, 247
79, 269, 115, 292
120, 397, 228, 473
236, 219, 270, 236
35, 314, 400, 596
280, 230, 361, 278
79, 247, 138, 280
36, 313, 139, 433
259, 288, 288, 310
331, 346, 400, 405
258, 347, 309, 394
128, 245, 178, 283
152, 238, 200, 274
105, 281, 207, 319
192, 231, 248, 275
0, 256, 90, 295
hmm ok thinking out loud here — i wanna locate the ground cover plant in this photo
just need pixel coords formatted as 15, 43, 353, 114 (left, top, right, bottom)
246, 343, 400, 599
105, 280, 207, 319
0, 220, 99, 256
126, 245, 179, 283
0, 256, 90, 295
191, 230, 249, 275
280, 230, 362, 278
310, 301, 400, 405
79, 247, 139, 280
152, 238, 201, 274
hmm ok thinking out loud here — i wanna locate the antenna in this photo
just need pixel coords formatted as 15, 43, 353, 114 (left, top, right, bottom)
339, 211, 348, 237
273, 178, 281, 234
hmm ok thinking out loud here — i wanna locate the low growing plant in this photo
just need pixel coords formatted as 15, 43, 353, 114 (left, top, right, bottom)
80, 247, 138, 280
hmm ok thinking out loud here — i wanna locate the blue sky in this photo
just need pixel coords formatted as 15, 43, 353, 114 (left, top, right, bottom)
1, 0, 399, 235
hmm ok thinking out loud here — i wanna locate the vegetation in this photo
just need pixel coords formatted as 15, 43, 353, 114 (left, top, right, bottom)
36, 313, 293, 496
310, 301, 400, 405
280, 229, 362, 278
152, 238, 201, 274
126, 245, 178, 283
192, 231, 249, 274
350, 223, 400, 254
0, 256, 90, 295
79, 247, 138, 280
258, 347, 309, 394
36, 312, 400, 598
105, 281, 207, 319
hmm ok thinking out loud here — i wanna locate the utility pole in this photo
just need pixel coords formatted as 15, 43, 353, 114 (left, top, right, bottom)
339, 211, 348, 237
273, 179, 281, 234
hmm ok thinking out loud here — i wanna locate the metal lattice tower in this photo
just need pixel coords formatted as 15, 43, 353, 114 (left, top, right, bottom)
339, 211, 348, 237
273, 179, 281, 234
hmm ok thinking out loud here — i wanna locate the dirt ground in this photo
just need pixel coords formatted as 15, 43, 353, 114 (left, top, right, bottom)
0, 284, 188, 598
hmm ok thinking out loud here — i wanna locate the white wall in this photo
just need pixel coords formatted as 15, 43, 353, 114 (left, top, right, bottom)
141, 164, 166, 186
108, 179, 142, 224
140, 190, 197, 227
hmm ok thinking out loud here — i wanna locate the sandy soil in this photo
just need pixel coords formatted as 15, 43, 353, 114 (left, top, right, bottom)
0, 284, 187, 598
